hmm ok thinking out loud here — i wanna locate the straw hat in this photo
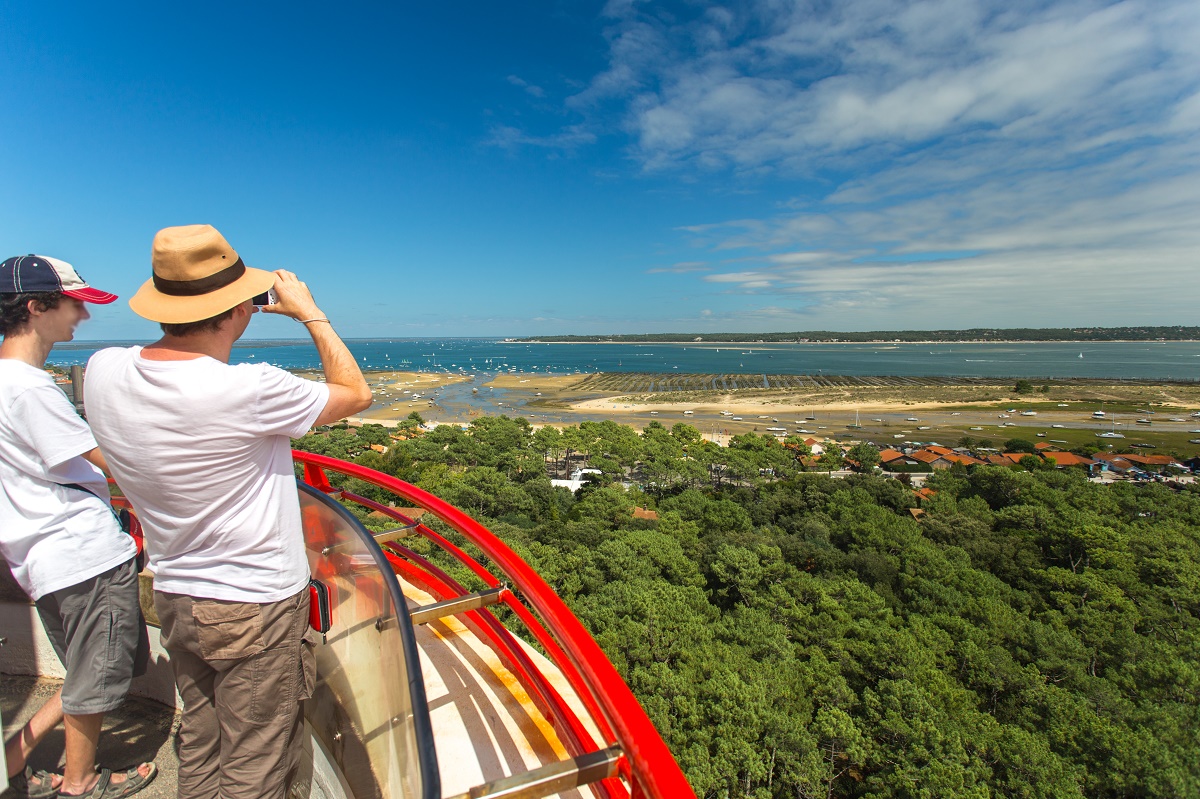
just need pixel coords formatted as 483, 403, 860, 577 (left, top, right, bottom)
129, 225, 275, 324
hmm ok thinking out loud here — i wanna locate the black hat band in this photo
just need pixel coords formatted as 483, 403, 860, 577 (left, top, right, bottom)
153, 259, 246, 296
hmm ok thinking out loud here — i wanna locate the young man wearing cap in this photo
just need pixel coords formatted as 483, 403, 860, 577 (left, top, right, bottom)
0, 256, 157, 799
83, 225, 372, 799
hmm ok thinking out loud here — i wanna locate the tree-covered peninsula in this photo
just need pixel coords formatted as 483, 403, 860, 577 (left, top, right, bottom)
515, 326, 1200, 343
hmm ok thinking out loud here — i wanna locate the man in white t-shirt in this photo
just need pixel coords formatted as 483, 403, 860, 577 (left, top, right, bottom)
84, 225, 371, 799
0, 255, 157, 798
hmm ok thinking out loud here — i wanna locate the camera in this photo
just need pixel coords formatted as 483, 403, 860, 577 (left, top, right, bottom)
252, 289, 278, 306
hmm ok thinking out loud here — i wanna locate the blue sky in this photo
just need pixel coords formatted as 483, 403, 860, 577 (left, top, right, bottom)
2, 0, 1197, 339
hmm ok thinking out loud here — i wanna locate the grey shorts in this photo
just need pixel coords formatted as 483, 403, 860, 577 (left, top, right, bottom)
34, 557, 149, 715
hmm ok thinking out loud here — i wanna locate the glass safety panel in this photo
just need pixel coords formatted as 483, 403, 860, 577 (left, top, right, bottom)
298, 483, 435, 799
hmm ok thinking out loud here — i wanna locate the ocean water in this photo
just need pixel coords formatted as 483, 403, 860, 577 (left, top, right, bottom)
52, 339, 1200, 381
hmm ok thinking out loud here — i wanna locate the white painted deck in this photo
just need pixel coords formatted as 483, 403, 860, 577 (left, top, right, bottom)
402, 580, 604, 799
1, 576, 607, 799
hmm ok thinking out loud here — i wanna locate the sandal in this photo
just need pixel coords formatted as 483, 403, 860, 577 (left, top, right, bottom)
57, 765, 156, 799
6, 767, 61, 798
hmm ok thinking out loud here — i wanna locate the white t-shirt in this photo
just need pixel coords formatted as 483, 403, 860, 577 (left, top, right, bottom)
0, 359, 135, 600
84, 347, 330, 603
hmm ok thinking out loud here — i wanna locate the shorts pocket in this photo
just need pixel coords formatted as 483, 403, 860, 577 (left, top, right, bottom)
300, 627, 318, 700
193, 601, 265, 660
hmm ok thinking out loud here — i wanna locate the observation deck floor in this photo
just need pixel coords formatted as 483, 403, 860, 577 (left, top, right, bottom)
0, 675, 179, 799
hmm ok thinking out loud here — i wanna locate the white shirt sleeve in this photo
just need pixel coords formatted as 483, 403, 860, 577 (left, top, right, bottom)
253, 365, 331, 438
11, 385, 99, 469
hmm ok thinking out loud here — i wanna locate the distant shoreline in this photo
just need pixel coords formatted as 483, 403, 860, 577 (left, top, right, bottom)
511, 339, 1200, 346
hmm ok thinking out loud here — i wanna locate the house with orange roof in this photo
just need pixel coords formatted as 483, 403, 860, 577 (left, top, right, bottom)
1120, 453, 1182, 471
925, 445, 954, 456
878, 448, 905, 463
1043, 451, 1098, 473
914, 486, 938, 503
909, 450, 954, 469
879, 449, 928, 470
1093, 452, 1135, 473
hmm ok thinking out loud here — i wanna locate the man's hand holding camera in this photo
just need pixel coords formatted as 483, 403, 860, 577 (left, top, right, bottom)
259, 271, 326, 324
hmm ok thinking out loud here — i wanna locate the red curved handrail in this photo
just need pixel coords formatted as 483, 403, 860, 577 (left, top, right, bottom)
293, 450, 696, 799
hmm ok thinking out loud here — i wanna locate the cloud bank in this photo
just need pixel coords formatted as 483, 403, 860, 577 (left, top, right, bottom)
534, 0, 1200, 328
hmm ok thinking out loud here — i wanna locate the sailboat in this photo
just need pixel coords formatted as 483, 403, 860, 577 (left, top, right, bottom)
1097, 413, 1124, 438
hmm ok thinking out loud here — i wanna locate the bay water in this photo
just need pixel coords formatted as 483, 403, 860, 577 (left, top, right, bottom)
52, 339, 1200, 381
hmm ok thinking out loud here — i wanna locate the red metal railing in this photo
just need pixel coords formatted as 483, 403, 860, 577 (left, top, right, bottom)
293, 450, 696, 799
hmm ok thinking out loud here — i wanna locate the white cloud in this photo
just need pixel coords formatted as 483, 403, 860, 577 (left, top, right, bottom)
647, 260, 712, 273
567, 0, 1200, 327
506, 74, 546, 98
487, 123, 596, 150
581, 0, 1199, 172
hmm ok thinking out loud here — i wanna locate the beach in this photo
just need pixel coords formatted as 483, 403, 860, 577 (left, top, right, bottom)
333, 369, 1200, 453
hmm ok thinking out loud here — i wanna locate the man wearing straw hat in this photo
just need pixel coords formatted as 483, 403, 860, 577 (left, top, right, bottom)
84, 225, 372, 799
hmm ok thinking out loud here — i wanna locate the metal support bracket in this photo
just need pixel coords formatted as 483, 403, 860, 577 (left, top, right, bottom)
409, 585, 507, 626
321, 522, 422, 556
372, 522, 423, 546
447, 744, 623, 799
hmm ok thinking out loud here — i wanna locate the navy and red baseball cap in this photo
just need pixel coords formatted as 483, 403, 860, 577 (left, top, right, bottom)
0, 254, 117, 304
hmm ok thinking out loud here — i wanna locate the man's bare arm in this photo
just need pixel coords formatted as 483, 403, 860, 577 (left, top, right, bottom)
306, 318, 374, 427
81, 447, 110, 477
261, 270, 372, 427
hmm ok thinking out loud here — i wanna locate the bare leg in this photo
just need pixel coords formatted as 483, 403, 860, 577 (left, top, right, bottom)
59, 712, 153, 796
4, 687, 64, 788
